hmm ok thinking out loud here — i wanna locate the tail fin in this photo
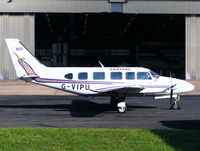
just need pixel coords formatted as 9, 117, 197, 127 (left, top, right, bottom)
5, 39, 43, 78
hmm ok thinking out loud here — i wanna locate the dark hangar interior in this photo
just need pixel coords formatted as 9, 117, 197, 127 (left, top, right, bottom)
35, 13, 185, 78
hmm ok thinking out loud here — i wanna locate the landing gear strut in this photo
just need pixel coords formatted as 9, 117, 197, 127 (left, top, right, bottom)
170, 96, 181, 110
110, 96, 127, 113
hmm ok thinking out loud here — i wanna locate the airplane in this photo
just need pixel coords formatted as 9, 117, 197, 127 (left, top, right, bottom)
5, 39, 195, 113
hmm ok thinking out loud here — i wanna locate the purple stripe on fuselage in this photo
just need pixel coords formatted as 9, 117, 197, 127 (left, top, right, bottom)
96, 87, 124, 92
19, 60, 123, 85
95, 86, 124, 91
18, 60, 170, 87
34, 78, 118, 85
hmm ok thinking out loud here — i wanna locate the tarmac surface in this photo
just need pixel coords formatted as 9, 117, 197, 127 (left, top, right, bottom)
0, 80, 199, 129
0, 95, 200, 129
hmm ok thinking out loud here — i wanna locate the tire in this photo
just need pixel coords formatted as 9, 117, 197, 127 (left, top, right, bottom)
170, 102, 181, 110
117, 107, 126, 113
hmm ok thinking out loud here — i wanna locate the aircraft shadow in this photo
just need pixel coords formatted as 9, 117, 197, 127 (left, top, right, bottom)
0, 98, 156, 117
152, 121, 200, 151
0, 101, 110, 117
69, 100, 156, 117
160, 120, 200, 130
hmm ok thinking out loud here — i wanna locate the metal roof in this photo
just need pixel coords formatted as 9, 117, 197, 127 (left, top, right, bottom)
1, 0, 200, 14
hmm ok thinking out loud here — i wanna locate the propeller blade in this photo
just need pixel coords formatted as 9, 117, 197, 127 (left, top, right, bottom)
170, 89, 173, 104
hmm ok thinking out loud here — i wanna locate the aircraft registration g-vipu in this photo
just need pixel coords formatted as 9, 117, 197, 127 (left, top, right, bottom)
5, 39, 194, 113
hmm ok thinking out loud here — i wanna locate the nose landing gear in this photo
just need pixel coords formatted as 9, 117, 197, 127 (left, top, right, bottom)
170, 95, 181, 110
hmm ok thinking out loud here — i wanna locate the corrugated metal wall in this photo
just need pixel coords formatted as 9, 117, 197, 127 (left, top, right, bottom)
185, 16, 200, 80
123, 1, 200, 14
0, 0, 110, 13
0, 14, 34, 79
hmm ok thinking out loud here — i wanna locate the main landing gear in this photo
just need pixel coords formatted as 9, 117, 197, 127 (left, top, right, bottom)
110, 96, 127, 113
170, 95, 181, 110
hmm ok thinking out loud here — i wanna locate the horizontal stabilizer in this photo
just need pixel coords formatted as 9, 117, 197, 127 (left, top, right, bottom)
20, 74, 39, 79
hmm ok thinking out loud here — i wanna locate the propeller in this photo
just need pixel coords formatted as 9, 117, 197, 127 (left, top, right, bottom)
170, 72, 173, 104
169, 72, 177, 104
170, 88, 173, 104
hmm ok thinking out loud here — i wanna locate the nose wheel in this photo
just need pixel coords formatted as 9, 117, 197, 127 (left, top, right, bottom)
170, 96, 181, 110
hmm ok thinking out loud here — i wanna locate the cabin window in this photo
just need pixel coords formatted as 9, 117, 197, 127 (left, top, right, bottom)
126, 72, 135, 80
64, 73, 73, 79
93, 72, 105, 80
137, 72, 152, 80
111, 72, 122, 80
78, 72, 88, 80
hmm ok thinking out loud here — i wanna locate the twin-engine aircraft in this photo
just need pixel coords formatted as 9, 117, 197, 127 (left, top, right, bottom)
6, 39, 194, 113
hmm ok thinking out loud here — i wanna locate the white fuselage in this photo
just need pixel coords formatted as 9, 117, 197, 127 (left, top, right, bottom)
27, 66, 194, 96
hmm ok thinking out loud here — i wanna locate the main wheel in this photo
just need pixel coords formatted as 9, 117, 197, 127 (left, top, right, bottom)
117, 107, 126, 113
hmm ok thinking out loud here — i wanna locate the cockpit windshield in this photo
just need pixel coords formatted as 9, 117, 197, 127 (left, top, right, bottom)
150, 71, 160, 79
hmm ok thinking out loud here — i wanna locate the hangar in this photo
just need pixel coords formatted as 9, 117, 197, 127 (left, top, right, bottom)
0, 0, 199, 80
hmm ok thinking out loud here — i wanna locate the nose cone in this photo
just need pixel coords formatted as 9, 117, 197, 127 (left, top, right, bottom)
174, 79, 195, 93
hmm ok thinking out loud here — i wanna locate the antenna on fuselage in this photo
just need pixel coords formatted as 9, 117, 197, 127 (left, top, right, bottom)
98, 61, 105, 68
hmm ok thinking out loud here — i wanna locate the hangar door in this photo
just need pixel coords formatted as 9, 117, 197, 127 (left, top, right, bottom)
35, 13, 185, 78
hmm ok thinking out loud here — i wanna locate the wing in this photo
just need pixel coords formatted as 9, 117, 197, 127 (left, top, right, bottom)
90, 85, 143, 95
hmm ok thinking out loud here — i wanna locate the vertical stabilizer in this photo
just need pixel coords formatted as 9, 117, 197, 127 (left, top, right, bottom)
5, 39, 42, 78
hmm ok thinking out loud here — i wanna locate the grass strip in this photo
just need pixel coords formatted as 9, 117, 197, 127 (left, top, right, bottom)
0, 128, 199, 151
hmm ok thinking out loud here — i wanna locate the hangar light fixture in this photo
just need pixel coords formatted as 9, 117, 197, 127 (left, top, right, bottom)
44, 13, 53, 34
152, 17, 173, 36
82, 14, 89, 35
7, 0, 12, 2
120, 14, 136, 36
